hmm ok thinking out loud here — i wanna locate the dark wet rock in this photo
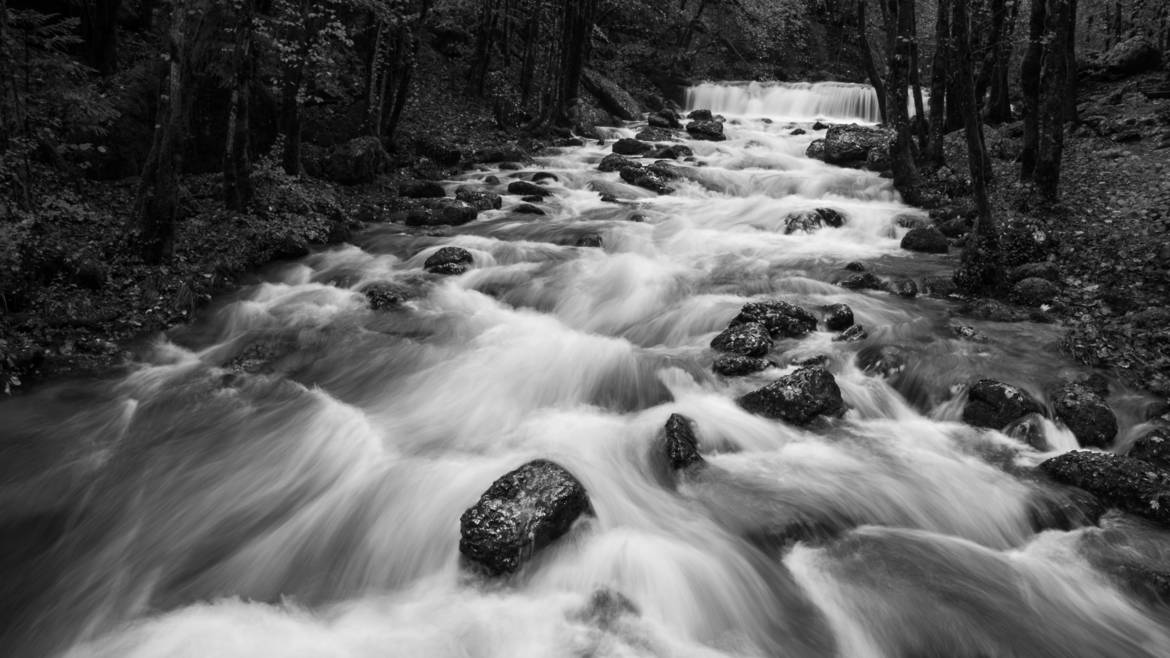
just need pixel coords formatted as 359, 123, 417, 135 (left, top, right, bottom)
647, 144, 694, 160
513, 204, 546, 215
1005, 413, 1049, 451
399, 180, 446, 199
361, 283, 409, 310
455, 186, 503, 211
793, 354, 831, 369
507, 180, 551, 197
598, 153, 635, 172
322, 136, 390, 184
532, 172, 559, 183
1100, 36, 1162, 77
686, 120, 726, 141
713, 354, 772, 377
599, 193, 619, 203
552, 137, 585, 147
1008, 261, 1059, 283
1128, 429, 1170, 471
1001, 220, 1059, 268
790, 128, 807, 135
737, 367, 845, 425
731, 299, 817, 338
783, 208, 846, 234
845, 262, 866, 272
833, 325, 868, 342
895, 214, 930, 230
459, 459, 592, 575
663, 413, 704, 470
628, 213, 647, 223
575, 233, 604, 248
900, 227, 949, 254
1052, 383, 1118, 448
806, 139, 826, 160
812, 121, 830, 130
1010, 277, 1059, 307
619, 165, 674, 195
948, 323, 988, 342
961, 379, 1045, 430
520, 195, 545, 203
885, 278, 919, 298
807, 124, 894, 168
645, 161, 682, 180
648, 110, 682, 129
613, 138, 654, 156
823, 304, 854, 331
687, 109, 713, 121
634, 127, 675, 143
582, 68, 641, 120
1080, 373, 1110, 398
1039, 451, 1170, 527
857, 344, 908, 377
498, 162, 523, 171
710, 322, 773, 357
424, 246, 473, 275
839, 272, 884, 291
72, 257, 108, 290
483, 175, 500, 185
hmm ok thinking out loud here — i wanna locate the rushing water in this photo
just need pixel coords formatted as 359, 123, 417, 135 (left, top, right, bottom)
2, 84, 1169, 658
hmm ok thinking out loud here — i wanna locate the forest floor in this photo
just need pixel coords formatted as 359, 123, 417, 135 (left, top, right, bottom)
3, 64, 1170, 403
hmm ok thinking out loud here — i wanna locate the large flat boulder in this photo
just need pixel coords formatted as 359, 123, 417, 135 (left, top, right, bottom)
459, 460, 591, 575
806, 124, 895, 169
582, 69, 641, 121
961, 379, 1045, 430
731, 300, 817, 338
737, 366, 845, 425
1039, 451, 1170, 527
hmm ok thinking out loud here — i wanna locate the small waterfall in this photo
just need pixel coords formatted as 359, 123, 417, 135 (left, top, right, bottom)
686, 81, 882, 123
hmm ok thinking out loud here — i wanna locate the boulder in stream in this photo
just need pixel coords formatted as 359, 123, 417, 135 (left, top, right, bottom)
730, 299, 817, 338
833, 324, 868, 342
710, 322, 773, 357
618, 165, 674, 195
1039, 451, 1170, 527
424, 246, 473, 275
839, 272, 885, 291
455, 186, 503, 211
399, 180, 446, 199
783, 208, 846, 234
598, 153, 635, 172
648, 111, 681, 129
507, 180, 551, 197
823, 303, 854, 331
403, 198, 479, 227
613, 138, 653, 156
806, 124, 894, 168
634, 127, 675, 143
1052, 383, 1117, 448
686, 120, 726, 141
737, 366, 845, 425
459, 459, 592, 575
513, 203, 546, 215
687, 109, 713, 121
961, 379, 1046, 430
663, 413, 704, 471
900, 227, 949, 254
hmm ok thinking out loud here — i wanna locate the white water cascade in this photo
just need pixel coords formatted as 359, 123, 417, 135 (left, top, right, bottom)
1, 83, 1168, 658
686, 81, 883, 122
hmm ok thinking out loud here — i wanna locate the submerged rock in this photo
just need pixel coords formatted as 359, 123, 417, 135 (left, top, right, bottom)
1039, 451, 1170, 527
710, 322, 773, 357
663, 413, 704, 470
424, 246, 473, 275
737, 366, 845, 425
962, 379, 1045, 430
839, 272, 884, 291
403, 198, 479, 227
513, 204, 546, 215
575, 233, 604, 248
857, 344, 908, 377
459, 459, 592, 575
823, 303, 854, 331
713, 354, 772, 377
362, 283, 406, 310
833, 324, 868, 342
783, 208, 846, 234
1052, 383, 1117, 448
618, 165, 674, 195
455, 186, 503, 211
730, 299, 817, 338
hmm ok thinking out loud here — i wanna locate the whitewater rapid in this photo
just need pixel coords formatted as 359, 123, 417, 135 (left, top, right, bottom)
1, 84, 1167, 658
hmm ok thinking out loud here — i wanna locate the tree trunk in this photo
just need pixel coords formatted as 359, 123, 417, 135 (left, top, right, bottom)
555, 0, 596, 127
926, 0, 949, 166
987, 0, 1019, 123
857, 0, 888, 122
1035, 0, 1073, 200
134, 0, 186, 264
365, 19, 388, 137
383, 0, 433, 144
280, 0, 310, 176
81, 0, 121, 75
1064, 0, 1078, 123
953, 0, 1001, 293
883, 0, 923, 204
223, 0, 255, 210
1019, 0, 1045, 181
909, 5, 927, 152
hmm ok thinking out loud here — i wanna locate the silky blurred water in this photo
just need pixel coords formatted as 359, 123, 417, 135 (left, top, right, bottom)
1, 84, 1167, 658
